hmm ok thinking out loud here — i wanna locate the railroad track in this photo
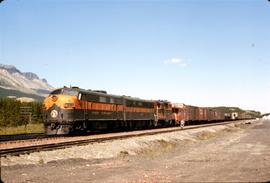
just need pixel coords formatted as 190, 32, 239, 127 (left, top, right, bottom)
0, 120, 253, 157
0, 133, 46, 142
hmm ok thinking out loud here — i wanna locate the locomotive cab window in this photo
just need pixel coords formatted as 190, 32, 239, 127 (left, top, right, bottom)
110, 98, 114, 103
99, 96, 106, 103
62, 89, 79, 96
78, 93, 82, 100
50, 89, 62, 95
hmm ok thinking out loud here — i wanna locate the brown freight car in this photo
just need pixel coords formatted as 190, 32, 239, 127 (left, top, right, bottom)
208, 107, 227, 122
198, 107, 209, 122
172, 103, 189, 125
173, 104, 209, 125
186, 105, 200, 124
238, 112, 252, 120
208, 108, 218, 122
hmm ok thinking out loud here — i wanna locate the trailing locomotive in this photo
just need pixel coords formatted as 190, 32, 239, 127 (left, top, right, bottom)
43, 86, 256, 135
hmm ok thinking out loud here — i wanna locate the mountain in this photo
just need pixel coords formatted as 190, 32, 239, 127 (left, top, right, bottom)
0, 87, 45, 101
0, 64, 54, 101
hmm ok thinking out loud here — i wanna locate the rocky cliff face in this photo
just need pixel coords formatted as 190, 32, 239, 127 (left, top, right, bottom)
0, 64, 54, 98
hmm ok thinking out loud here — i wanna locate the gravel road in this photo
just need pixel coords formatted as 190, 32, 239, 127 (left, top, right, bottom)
1, 119, 270, 182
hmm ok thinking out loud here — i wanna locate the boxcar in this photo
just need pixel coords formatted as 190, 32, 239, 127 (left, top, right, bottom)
172, 103, 189, 125
186, 105, 200, 124
198, 107, 209, 121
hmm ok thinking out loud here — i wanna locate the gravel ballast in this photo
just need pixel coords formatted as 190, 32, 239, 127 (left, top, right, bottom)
2, 123, 237, 166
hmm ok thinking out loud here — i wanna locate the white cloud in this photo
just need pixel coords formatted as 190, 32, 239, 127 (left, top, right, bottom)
164, 58, 187, 67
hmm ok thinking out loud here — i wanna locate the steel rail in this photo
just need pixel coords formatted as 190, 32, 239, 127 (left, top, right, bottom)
0, 133, 47, 142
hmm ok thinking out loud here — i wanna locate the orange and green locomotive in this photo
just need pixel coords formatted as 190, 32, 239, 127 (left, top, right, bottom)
43, 87, 174, 135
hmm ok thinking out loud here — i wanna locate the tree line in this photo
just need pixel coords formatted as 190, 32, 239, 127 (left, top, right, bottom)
0, 98, 43, 127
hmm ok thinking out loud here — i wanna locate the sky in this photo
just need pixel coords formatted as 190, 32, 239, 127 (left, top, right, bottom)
0, 0, 270, 113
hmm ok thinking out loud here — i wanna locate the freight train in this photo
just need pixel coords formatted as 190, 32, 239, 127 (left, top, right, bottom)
43, 87, 255, 135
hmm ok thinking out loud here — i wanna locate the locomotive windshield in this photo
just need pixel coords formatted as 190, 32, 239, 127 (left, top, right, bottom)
50, 89, 62, 95
62, 88, 79, 96
50, 88, 78, 96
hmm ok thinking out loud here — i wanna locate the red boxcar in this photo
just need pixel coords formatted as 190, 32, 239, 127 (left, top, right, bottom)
172, 103, 189, 124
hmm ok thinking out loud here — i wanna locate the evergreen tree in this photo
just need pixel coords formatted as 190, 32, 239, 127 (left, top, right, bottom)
0, 98, 43, 127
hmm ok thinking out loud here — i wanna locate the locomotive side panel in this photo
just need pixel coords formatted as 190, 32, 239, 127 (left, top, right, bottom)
124, 98, 155, 121
79, 92, 123, 121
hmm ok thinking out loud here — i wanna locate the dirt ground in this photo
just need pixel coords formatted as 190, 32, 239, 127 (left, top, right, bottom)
1, 119, 270, 182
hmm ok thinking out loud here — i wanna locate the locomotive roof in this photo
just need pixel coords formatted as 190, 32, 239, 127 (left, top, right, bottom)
60, 87, 154, 103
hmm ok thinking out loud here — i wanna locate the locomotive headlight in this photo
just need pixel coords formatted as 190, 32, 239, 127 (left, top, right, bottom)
64, 103, 75, 108
51, 110, 58, 118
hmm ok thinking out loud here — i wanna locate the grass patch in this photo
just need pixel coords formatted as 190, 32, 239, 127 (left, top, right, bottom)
222, 127, 238, 133
158, 139, 176, 150
38, 155, 45, 165
182, 139, 195, 144
137, 140, 176, 158
118, 151, 129, 158
0, 123, 45, 135
196, 131, 217, 140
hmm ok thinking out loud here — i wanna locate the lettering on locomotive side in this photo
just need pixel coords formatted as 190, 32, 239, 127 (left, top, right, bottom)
91, 111, 100, 115
101, 111, 113, 115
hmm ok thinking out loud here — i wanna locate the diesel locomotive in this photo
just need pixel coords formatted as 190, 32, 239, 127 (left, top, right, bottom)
43, 86, 254, 135
43, 87, 175, 135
